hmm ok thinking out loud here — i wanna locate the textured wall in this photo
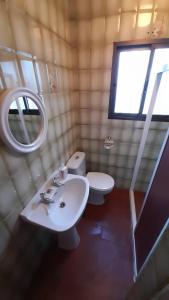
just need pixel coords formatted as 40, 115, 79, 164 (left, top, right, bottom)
0, 0, 78, 299
74, 0, 169, 191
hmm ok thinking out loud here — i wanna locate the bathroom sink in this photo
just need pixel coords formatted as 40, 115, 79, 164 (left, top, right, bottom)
21, 174, 89, 233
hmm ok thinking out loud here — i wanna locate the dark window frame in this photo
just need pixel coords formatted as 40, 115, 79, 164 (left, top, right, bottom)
108, 38, 169, 122
9, 96, 40, 115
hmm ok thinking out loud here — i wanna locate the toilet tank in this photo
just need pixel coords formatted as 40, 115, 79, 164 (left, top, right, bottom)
67, 152, 86, 176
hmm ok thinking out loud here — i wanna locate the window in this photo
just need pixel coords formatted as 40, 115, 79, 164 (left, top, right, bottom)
9, 97, 40, 115
108, 39, 169, 121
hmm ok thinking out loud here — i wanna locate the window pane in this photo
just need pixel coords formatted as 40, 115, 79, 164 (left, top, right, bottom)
153, 71, 169, 115
10, 101, 17, 109
10, 97, 25, 110
27, 98, 38, 109
115, 49, 150, 114
18, 97, 26, 110
143, 48, 169, 115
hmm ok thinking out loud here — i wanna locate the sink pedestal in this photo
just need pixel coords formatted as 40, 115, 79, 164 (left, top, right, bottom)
57, 226, 80, 250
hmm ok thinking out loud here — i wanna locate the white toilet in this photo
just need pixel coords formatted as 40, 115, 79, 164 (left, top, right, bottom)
67, 152, 115, 205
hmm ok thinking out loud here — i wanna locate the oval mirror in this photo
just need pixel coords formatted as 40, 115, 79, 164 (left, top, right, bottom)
0, 87, 48, 153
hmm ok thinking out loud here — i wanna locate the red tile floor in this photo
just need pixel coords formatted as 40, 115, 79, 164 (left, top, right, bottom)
26, 189, 133, 300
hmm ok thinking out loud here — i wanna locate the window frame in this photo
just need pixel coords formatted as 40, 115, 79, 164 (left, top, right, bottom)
9, 96, 40, 115
108, 38, 169, 122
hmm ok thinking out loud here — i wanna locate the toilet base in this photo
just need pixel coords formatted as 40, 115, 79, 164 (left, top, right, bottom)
57, 226, 80, 250
88, 190, 105, 205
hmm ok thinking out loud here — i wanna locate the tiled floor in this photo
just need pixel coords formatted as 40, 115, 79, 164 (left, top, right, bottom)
26, 189, 133, 300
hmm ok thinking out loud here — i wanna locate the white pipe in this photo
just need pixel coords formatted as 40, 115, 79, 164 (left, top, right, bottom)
129, 71, 163, 278
130, 71, 163, 190
129, 189, 137, 230
129, 67, 169, 279
129, 189, 138, 279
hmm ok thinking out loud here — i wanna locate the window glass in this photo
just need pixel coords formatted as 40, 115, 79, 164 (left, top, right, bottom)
10, 97, 26, 110
143, 48, 169, 115
115, 49, 150, 114
154, 71, 169, 115
18, 97, 26, 110
10, 100, 17, 109
27, 98, 38, 110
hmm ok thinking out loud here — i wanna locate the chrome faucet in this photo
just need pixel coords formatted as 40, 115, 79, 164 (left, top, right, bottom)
39, 193, 53, 215
52, 175, 64, 187
40, 192, 55, 204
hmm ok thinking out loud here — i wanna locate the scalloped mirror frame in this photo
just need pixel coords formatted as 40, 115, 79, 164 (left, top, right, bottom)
0, 87, 48, 153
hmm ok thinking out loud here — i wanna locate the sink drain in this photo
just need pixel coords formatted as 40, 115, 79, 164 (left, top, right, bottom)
60, 202, 66, 208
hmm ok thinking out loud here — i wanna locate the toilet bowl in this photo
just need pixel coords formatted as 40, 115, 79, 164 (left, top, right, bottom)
87, 172, 114, 205
67, 152, 115, 205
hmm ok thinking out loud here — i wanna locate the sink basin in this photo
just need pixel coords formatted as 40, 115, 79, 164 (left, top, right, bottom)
21, 173, 89, 249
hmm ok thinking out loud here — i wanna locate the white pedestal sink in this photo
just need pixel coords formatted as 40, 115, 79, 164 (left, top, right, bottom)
20, 172, 89, 250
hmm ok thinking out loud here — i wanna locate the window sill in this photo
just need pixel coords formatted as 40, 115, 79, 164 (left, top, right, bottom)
108, 113, 169, 122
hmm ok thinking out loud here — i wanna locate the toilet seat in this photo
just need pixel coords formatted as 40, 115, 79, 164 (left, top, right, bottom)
87, 172, 114, 192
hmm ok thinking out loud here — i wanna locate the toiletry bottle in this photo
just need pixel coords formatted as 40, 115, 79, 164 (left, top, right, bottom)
59, 163, 68, 179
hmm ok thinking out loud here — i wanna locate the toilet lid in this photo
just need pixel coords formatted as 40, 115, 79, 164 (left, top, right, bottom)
87, 172, 114, 192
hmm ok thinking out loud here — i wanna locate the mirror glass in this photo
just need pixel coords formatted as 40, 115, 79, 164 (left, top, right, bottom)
8, 97, 42, 144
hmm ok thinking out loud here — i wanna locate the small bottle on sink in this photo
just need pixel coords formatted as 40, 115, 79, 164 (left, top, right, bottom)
59, 163, 68, 180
